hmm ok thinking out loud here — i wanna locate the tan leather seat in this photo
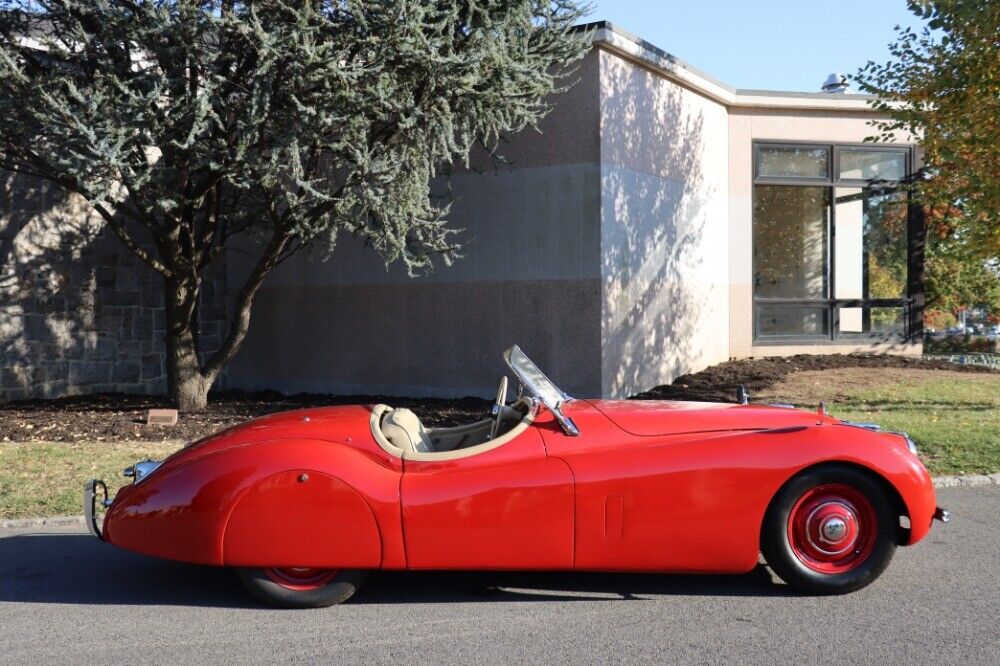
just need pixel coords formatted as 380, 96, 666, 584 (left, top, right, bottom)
380, 408, 433, 453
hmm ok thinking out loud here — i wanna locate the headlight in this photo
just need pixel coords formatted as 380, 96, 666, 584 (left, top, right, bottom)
124, 459, 163, 484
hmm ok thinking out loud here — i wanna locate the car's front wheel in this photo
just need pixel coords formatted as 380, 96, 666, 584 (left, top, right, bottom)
762, 465, 897, 594
237, 567, 368, 608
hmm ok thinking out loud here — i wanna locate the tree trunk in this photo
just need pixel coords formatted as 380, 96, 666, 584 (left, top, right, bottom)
165, 275, 210, 412
169, 359, 210, 411
162, 233, 289, 412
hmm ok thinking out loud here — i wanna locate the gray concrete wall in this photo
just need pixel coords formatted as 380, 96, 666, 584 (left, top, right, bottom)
225, 52, 605, 398
597, 48, 731, 398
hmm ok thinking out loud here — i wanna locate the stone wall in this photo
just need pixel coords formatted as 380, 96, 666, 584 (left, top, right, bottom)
0, 175, 227, 402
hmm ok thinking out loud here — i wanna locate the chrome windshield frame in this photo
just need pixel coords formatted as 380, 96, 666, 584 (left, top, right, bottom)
503, 345, 580, 436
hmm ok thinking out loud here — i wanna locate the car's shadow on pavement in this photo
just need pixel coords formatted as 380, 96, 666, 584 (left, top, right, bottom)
0, 533, 794, 608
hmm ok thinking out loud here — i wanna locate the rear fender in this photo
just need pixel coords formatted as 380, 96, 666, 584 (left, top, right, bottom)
223, 470, 382, 568
104, 439, 402, 567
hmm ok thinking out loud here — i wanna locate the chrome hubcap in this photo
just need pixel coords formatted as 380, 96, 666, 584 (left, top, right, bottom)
788, 484, 878, 574
804, 501, 860, 555
821, 517, 847, 542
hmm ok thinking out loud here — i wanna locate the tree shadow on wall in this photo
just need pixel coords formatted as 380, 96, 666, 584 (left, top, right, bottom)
598, 56, 721, 398
0, 172, 166, 401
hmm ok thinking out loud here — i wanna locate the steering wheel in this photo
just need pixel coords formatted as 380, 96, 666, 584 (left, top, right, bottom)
489, 376, 508, 440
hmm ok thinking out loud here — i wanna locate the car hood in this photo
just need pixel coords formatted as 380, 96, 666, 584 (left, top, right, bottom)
586, 399, 835, 437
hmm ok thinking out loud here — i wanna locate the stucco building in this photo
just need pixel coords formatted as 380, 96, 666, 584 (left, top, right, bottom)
0, 22, 922, 402
227, 22, 921, 400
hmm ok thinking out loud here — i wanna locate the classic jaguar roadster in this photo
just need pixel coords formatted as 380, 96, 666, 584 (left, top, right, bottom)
86, 346, 948, 607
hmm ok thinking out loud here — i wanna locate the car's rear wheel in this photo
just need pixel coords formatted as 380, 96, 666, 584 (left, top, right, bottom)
761, 465, 897, 594
237, 567, 368, 608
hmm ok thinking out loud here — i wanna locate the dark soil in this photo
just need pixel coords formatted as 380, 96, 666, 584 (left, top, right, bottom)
0, 390, 491, 444
633, 353, 998, 404
1, 354, 994, 444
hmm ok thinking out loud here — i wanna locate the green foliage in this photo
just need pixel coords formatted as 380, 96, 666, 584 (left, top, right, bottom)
925, 233, 1000, 317
855, 0, 1000, 259
0, 1, 590, 407
923, 334, 997, 353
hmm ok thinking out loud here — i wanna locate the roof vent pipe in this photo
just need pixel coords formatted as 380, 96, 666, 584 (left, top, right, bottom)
821, 73, 851, 94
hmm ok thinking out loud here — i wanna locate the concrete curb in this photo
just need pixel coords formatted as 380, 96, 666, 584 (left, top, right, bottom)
932, 473, 1000, 489
2, 474, 998, 531
1, 515, 86, 530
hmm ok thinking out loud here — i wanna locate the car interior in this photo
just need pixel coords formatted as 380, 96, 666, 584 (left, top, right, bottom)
370, 377, 534, 460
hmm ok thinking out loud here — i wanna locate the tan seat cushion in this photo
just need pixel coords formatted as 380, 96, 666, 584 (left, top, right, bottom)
380, 408, 433, 453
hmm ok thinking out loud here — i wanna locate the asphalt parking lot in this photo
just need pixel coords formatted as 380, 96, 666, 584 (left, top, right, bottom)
0, 485, 997, 664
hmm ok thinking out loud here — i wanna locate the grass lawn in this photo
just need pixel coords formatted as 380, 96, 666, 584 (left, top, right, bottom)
0, 441, 181, 519
758, 368, 1000, 476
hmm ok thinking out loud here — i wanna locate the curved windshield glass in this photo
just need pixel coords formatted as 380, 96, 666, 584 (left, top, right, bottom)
503, 345, 579, 436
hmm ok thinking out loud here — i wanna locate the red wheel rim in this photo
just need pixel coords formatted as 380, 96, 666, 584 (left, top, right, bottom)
263, 567, 339, 591
787, 483, 878, 574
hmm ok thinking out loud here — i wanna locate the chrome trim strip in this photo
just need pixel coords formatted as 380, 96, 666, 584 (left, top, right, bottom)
841, 420, 882, 431
841, 422, 919, 455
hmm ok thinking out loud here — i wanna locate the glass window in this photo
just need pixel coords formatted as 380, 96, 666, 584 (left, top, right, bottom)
838, 307, 906, 336
834, 189, 908, 301
757, 305, 829, 337
838, 149, 906, 181
752, 142, 912, 343
753, 186, 829, 299
757, 146, 829, 179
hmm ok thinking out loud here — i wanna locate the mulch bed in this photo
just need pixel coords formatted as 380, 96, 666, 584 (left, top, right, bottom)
0, 390, 490, 444
1, 354, 994, 444
634, 353, 997, 403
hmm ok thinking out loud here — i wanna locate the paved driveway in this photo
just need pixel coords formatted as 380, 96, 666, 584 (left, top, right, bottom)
0, 486, 996, 664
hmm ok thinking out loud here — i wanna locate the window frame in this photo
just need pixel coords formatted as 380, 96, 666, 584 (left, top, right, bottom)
751, 140, 917, 345
753, 143, 832, 184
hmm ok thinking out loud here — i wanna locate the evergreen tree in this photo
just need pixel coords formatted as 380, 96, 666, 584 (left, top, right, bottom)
0, 1, 589, 410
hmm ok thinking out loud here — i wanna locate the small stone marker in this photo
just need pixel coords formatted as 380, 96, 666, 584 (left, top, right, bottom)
147, 408, 178, 426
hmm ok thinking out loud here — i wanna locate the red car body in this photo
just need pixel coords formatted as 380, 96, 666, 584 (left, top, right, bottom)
100, 398, 938, 575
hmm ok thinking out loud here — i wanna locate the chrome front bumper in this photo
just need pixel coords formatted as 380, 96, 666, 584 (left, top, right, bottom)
84, 479, 111, 540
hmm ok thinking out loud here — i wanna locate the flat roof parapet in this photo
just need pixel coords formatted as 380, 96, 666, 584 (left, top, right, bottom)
578, 20, 877, 111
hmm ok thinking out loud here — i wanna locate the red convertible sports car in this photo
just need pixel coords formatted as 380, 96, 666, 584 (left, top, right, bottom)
86, 346, 948, 607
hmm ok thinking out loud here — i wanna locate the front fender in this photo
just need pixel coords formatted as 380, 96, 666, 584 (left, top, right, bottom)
759, 425, 937, 546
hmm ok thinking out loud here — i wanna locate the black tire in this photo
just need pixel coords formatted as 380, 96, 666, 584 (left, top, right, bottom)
237, 568, 368, 608
761, 464, 897, 594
